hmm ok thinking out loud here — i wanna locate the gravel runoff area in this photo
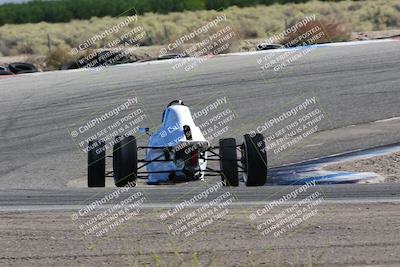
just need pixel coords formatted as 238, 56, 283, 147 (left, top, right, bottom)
1, 203, 399, 266
325, 152, 400, 183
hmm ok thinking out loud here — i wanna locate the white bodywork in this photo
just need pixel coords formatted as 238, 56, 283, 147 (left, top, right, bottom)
146, 104, 208, 183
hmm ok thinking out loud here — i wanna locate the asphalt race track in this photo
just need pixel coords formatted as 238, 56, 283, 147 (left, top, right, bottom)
0, 39, 400, 195
0, 183, 400, 211
1, 39, 400, 267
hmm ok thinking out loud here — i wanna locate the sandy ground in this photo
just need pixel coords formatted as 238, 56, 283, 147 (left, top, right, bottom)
325, 152, 400, 183
1, 203, 400, 266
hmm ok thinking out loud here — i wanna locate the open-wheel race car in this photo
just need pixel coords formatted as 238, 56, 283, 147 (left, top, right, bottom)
88, 100, 268, 187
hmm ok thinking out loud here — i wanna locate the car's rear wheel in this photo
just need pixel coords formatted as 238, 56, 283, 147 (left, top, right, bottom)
88, 140, 106, 187
243, 134, 267, 186
113, 136, 138, 187
219, 138, 239, 186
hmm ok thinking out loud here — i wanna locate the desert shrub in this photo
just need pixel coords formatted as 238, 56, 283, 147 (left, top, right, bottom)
205, 0, 309, 10
0, 0, 398, 56
282, 19, 351, 46
359, 4, 400, 30
0, 0, 331, 25
46, 46, 75, 70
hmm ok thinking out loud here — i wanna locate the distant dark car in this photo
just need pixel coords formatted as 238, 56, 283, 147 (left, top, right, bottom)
256, 43, 284, 50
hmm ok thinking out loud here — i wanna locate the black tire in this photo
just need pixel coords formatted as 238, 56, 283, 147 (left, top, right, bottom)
60, 61, 81, 70
88, 140, 106, 187
243, 134, 267, 186
8, 62, 38, 74
113, 136, 138, 187
219, 138, 239, 186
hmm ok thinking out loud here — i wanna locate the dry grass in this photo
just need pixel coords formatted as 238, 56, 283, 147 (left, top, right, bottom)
282, 19, 351, 46
46, 46, 76, 70
0, 0, 399, 69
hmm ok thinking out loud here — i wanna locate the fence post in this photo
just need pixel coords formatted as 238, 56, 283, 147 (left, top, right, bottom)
163, 24, 169, 42
47, 33, 52, 52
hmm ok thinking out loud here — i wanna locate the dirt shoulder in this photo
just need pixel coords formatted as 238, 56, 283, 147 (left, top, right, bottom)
325, 152, 400, 183
1, 203, 399, 266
